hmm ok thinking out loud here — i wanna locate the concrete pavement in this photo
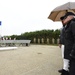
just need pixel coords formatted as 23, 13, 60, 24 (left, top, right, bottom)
0, 45, 62, 75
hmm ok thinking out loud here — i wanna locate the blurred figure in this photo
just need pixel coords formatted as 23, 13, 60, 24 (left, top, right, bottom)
58, 24, 69, 74
60, 12, 75, 75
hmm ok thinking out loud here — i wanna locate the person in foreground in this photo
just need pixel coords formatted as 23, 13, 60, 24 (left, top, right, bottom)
60, 12, 75, 75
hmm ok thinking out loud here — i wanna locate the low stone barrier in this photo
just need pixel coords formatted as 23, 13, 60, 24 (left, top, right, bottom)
0, 40, 31, 47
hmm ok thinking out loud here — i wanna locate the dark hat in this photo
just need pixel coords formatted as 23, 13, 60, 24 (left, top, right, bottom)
60, 12, 75, 20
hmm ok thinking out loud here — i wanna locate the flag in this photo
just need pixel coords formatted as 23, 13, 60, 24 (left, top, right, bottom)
0, 21, 2, 25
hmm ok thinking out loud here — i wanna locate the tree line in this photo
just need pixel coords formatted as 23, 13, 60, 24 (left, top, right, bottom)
4, 29, 60, 44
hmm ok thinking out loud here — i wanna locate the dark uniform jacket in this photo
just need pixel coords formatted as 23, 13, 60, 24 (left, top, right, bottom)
64, 18, 75, 60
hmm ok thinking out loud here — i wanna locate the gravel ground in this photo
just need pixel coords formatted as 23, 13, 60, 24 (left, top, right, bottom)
0, 45, 62, 75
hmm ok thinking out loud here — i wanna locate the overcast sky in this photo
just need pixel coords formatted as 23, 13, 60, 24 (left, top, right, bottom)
0, 0, 75, 36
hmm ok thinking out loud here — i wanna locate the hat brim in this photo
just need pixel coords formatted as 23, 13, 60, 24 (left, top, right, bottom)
60, 16, 66, 20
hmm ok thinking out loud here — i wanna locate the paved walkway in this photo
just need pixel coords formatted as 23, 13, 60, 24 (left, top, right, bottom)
0, 45, 62, 75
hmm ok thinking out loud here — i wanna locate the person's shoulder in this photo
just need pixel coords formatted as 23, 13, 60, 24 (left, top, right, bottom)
70, 18, 75, 28
70, 18, 75, 25
71, 18, 75, 23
